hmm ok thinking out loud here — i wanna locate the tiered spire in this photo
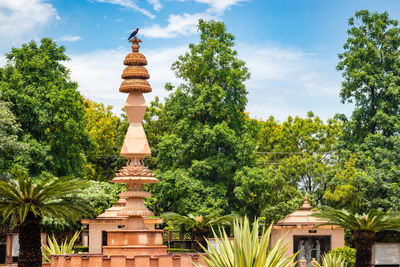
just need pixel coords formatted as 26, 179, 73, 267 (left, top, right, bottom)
110, 37, 159, 230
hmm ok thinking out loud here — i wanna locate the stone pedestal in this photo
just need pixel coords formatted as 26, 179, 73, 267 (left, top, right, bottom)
103, 230, 167, 257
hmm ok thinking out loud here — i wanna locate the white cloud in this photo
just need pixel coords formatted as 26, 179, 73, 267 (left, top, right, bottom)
142, 12, 213, 38
66, 45, 186, 115
147, 0, 162, 11
140, 0, 245, 39
237, 43, 351, 120
0, 0, 58, 48
194, 0, 247, 14
57, 35, 82, 42
92, 0, 155, 19
0, 55, 6, 67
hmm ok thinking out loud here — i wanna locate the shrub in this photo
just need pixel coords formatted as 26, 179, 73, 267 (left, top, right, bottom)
73, 246, 89, 253
329, 246, 356, 267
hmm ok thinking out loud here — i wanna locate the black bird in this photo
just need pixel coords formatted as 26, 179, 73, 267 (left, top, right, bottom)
128, 28, 139, 41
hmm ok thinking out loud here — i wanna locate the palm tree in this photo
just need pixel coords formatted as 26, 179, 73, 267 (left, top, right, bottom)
197, 217, 297, 267
0, 172, 89, 267
161, 212, 238, 251
314, 208, 400, 267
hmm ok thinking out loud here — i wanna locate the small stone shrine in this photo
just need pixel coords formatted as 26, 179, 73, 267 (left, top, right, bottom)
271, 196, 345, 267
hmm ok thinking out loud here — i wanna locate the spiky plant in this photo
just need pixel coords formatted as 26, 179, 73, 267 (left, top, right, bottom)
314, 208, 400, 267
0, 171, 89, 267
42, 231, 80, 262
312, 253, 347, 267
161, 212, 238, 251
196, 217, 297, 267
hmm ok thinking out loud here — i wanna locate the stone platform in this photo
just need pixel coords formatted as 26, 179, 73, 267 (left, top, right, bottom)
49, 253, 206, 267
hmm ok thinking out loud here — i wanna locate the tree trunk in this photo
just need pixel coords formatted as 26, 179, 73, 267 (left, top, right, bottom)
354, 230, 375, 267
18, 212, 42, 267
192, 227, 210, 252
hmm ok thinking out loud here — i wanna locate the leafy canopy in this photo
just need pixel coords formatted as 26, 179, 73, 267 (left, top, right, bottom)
337, 10, 400, 139
147, 19, 256, 216
0, 38, 91, 177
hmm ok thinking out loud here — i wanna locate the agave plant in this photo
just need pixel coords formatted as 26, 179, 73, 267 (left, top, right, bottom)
196, 217, 297, 267
42, 231, 80, 262
312, 253, 347, 267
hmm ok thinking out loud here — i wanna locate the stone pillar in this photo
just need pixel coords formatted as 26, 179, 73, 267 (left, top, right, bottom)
5, 233, 12, 264
102, 37, 167, 257
81, 230, 89, 247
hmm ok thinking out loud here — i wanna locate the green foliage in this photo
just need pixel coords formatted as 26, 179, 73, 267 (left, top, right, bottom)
233, 167, 302, 221
146, 20, 257, 216
0, 171, 90, 228
337, 10, 400, 140
0, 97, 26, 174
161, 212, 238, 231
73, 246, 89, 253
147, 169, 229, 215
324, 155, 365, 213
77, 180, 123, 218
143, 96, 167, 156
257, 113, 342, 200
167, 248, 196, 253
314, 208, 400, 233
0, 38, 91, 177
328, 134, 400, 213
83, 98, 128, 181
197, 217, 297, 267
329, 247, 356, 267
312, 253, 347, 267
42, 231, 80, 262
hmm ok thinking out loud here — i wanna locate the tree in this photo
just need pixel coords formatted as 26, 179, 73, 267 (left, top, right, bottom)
0, 97, 26, 175
148, 20, 257, 215
83, 99, 128, 181
146, 169, 229, 216
327, 134, 400, 214
314, 208, 400, 267
0, 38, 91, 177
232, 167, 302, 222
77, 180, 123, 218
257, 112, 342, 200
337, 10, 400, 140
161, 212, 238, 251
0, 171, 89, 267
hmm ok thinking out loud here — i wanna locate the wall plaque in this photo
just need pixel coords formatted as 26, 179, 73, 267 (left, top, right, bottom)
375, 244, 399, 265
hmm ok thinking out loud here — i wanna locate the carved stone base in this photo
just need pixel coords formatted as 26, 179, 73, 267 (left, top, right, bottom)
103, 230, 167, 257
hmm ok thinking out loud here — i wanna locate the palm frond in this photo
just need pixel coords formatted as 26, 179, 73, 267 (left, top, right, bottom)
0, 172, 90, 229
313, 208, 400, 233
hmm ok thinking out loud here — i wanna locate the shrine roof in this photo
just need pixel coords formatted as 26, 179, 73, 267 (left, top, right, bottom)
276, 195, 328, 226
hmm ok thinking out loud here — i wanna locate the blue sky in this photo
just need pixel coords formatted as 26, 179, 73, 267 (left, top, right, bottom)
1, 0, 400, 121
